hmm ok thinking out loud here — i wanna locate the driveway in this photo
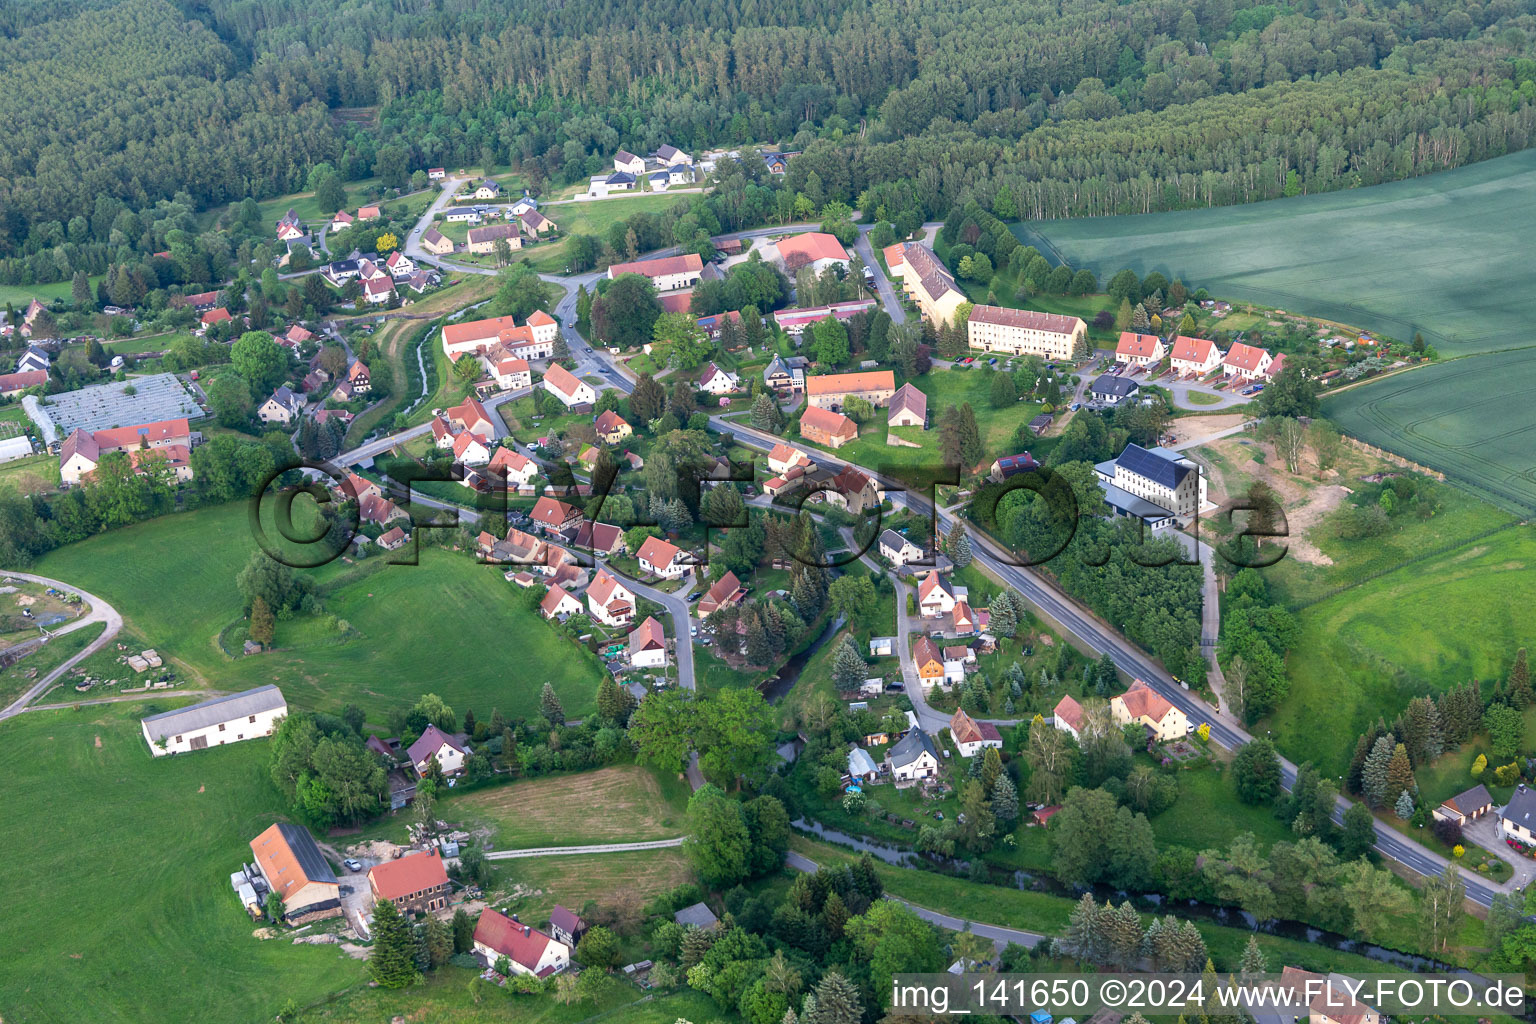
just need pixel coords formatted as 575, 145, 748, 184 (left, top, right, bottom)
1462, 813, 1536, 888
0, 572, 125, 720
853, 226, 906, 323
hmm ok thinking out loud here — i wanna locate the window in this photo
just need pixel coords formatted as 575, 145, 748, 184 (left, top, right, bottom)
175, 735, 182, 743
249, 715, 256, 723
218, 723, 226, 732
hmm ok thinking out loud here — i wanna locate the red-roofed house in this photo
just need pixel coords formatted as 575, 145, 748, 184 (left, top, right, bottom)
594, 410, 632, 444
452, 430, 492, 465
606, 253, 703, 291
629, 616, 668, 668
201, 307, 232, 327
698, 363, 740, 395
1116, 332, 1165, 367
917, 570, 956, 618
1223, 342, 1273, 381
912, 636, 945, 688
368, 850, 451, 913
446, 397, 495, 441
473, 909, 570, 978
1052, 694, 1084, 740
798, 405, 857, 449
60, 419, 195, 484
337, 473, 383, 504
698, 570, 746, 617
949, 708, 1003, 757
330, 210, 354, 232
767, 443, 812, 475
637, 535, 687, 578
543, 363, 596, 409
1264, 352, 1288, 379
1169, 335, 1223, 376
0, 369, 47, 397
1111, 679, 1189, 741
357, 205, 382, 220
572, 520, 626, 557
586, 570, 637, 627
540, 584, 582, 621
531, 496, 582, 533
491, 356, 531, 391
488, 447, 538, 486
772, 232, 850, 273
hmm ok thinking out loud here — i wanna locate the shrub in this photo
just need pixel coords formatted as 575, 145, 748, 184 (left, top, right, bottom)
1431, 816, 1463, 848
1495, 761, 1522, 786
1452, 844, 1465, 858
1472, 754, 1487, 776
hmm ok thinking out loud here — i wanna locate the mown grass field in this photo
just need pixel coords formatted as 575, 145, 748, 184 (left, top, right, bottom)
1325, 349, 1536, 514
497, 848, 696, 927
0, 706, 358, 1024
1021, 148, 1536, 356
1267, 524, 1536, 776
523, 194, 686, 272
446, 765, 691, 849
0, 276, 104, 307
32, 503, 605, 721
297, 975, 715, 1024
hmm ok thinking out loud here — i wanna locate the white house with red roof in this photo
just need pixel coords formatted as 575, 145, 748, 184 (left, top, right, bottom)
542, 363, 596, 409
362, 276, 394, 304
950, 708, 1002, 757
473, 909, 570, 978
452, 430, 492, 465
1222, 342, 1273, 381
767, 443, 812, 476
539, 584, 583, 621
1052, 694, 1084, 740
384, 251, 415, 279
329, 210, 354, 232
407, 724, 470, 777
772, 232, 850, 274
1111, 679, 1189, 741
59, 418, 194, 485
441, 312, 559, 359
629, 616, 668, 668
636, 535, 687, 578
917, 570, 956, 618
698, 363, 740, 395
1168, 335, 1223, 376
489, 355, 531, 391
1115, 331, 1165, 367
586, 570, 637, 627
489, 447, 538, 486
531, 496, 582, 534
595, 410, 632, 444
446, 397, 495, 441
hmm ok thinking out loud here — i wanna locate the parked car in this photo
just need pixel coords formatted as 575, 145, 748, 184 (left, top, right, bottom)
344, 858, 363, 872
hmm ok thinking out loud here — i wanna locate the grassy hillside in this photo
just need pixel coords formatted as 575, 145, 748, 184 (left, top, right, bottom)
32, 503, 605, 721
0, 706, 358, 1024
1022, 148, 1536, 357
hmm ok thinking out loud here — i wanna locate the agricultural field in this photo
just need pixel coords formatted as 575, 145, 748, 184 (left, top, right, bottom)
0, 706, 358, 1024
441, 764, 692, 849
1021, 148, 1536, 356
1325, 349, 1536, 514
32, 502, 605, 721
496, 847, 696, 927
1266, 524, 1536, 777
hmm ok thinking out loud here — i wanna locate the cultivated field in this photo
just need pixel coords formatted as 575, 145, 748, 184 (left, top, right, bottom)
32, 503, 605, 721
1022, 148, 1536, 355
0, 707, 357, 1024
1326, 349, 1536, 514
446, 764, 691, 848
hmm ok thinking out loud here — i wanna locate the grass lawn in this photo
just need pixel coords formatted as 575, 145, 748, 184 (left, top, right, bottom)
0, 706, 359, 1024
0, 621, 105, 708
444, 764, 691, 849
0, 276, 104, 307
1266, 524, 1536, 776
1183, 390, 1222, 406
32, 502, 606, 721
1147, 760, 1296, 853
496, 847, 696, 928
295, 975, 714, 1024
0, 452, 60, 495
524, 194, 687, 272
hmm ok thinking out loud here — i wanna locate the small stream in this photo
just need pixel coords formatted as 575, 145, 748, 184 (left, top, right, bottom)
758, 616, 841, 704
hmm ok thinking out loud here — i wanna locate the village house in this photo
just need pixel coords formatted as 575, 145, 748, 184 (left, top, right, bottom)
654, 144, 693, 167
16, 344, 50, 373
572, 520, 626, 558
941, 645, 972, 685
607, 253, 703, 292
805, 370, 896, 413
586, 570, 637, 627
532, 496, 583, 534
1094, 443, 1207, 524
988, 452, 1039, 483
1434, 783, 1494, 826
421, 228, 455, 255
360, 493, 407, 526
1110, 679, 1189, 741
377, 526, 409, 550
767, 443, 812, 476
1052, 693, 1084, 741
276, 210, 307, 242
1169, 334, 1223, 376
820, 466, 882, 515
763, 152, 795, 174
407, 724, 471, 777
428, 167, 446, 180
258, 386, 303, 425
452, 430, 492, 466
542, 363, 597, 409
589, 171, 637, 197
444, 396, 495, 441
1090, 374, 1140, 406
697, 570, 746, 617
549, 906, 587, 947
474, 909, 570, 978
887, 383, 928, 428
330, 210, 353, 232
613, 150, 647, 175
798, 405, 858, 449
488, 355, 531, 391
917, 570, 956, 618
950, 708, 1002, 757
250, 822, 341, 924
1500, 784, 1536, 843
383, 251, 416, 279
362, 276, 395, 305
772, 299, 877, 336
1278, 967, 1381, 1024
60, 418, 195, 485
879, 529, 926, 568
521, 209, 555, 236
1116, 331, 1165, 368
886, 243, 967, 326
444, 207, 484, 225
637, 535, 688, 578
594, 409, 633, 444
200, 308, 232, 329
141, 685, 287, 756
887, 728, 941, 783
698, 363, 740, 395
467, 223, 523, 255
472, 179, 502, 200
629, 616, 668, 668
0, 369, 47, 397
441, 312, 560, 361
763, 354, 807, 392
369, 850, 451, 914
967, 305, 1086, 361
540, 584, 583, 621
771, 232, 850, 274
488, 447, 538, 487
847, 746, 880, 784
673, 901, 719, 930
697, 309, 742, 341
1223, 341, 1274, 381
912, 635, 945, 689
337, 472, 383, 505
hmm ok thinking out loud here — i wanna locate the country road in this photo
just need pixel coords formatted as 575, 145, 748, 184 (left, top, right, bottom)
0, 572, 124, 721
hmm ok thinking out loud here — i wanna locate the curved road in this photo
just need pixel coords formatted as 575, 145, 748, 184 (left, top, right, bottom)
0, 572, 124, 720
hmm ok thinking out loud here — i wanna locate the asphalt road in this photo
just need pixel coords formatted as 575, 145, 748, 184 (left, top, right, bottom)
0, 572, 125, 721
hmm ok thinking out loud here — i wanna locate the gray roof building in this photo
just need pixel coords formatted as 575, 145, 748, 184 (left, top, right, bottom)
673, 901, 719, 930
1115, 443, 1193, 490
887, 728, 939, 771
1090, 374, 1139, 400
140, 685, 287, 745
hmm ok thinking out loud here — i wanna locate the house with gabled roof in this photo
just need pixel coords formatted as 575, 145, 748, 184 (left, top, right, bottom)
629, 616, 668, 668
446, 396, 495, 441
654, 144, 692, 167
488, 447, 538, 486
1052, 694, 1084, 740
1434, 783, 1493, 826
606, 254, 702, 292
1095, 442, 1207, 522
141, 685, 287, 756
540, 584, 583, 622
879, 529, 925, 568
407, 724, 471, 777
595, 409, 632, 444
1223, 341, 1273, 381
1501, 784, 1536, 843
917, 570, 956, 618
250, 822, 341, 924
890, 243, 967, 326
258, 386, 304, 425
613, 150, 646, 175
586, 570, 637, 627
772, 232, 850, 274
821, 466, 881, 515
1169, 334, 1223, 376
798, 405, 857, 449
763, 354, 805, 393
473, 909, 570, 978
637, 535, 687, 578
912, 636, 945, 689
1090, 374, 1139, 406
422, 227, 455, 255
549, 906, 587, 947
531, 496, 582, 533
369, 849, 451, 913
452, 430, 492, 466
950, 708, 1002, 757
572, 520, 625, 557
1116, 331, 1165, 367
805, 370, 895, 412
698, 363, 740, 395
888, 383, 928, 428
1111, 679, 1188, 741
200, 307, 232, 328
520, 209, 555, 236
767, 443, 812, 476
542, 363, 596, 409
967, 305, 1086, 360
886, 728, 940, 782
384, 250, 416, 278
698, 570, 746, 617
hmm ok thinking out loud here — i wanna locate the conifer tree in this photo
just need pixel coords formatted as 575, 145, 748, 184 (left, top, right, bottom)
368, 900, 420, 988
1238, 933, 1268, 982
540, 682, 565, 725
1361, 733, 1396, 807
1511, 648, 1532, 709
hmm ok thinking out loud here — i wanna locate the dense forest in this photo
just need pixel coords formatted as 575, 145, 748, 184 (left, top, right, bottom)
4, 0, 1536, 282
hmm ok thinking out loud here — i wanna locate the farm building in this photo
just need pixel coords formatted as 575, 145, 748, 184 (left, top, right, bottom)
249, 822, 342, 924
140, 685, 287, 756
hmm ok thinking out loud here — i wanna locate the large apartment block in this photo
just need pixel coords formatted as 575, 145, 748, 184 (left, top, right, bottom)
967, 305, 1086, 360
886, 243, 967, 326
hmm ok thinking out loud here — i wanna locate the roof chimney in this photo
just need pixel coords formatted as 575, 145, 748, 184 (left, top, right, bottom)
511, 914, 518, 922
524, 925, 531, 937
